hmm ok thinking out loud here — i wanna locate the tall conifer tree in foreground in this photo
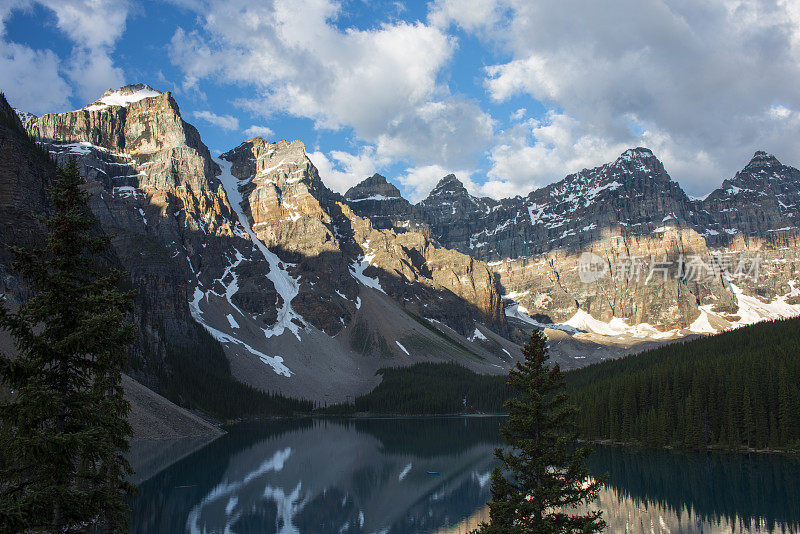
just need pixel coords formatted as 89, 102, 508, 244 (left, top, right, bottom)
476, 330, 605, 534
0, 160, 136, 533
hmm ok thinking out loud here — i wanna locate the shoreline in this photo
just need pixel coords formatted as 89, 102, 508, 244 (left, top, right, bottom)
581, 438, 800, 456
223, 413, 799, 456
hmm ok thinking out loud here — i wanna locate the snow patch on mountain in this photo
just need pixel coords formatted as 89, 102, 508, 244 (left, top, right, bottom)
349, 243, 385, 293
688, 308, 716, 334
216, 158, 304, 340
468, 327, 488, 342
506, 302, 678, 340
13, 108, 36, 124
188, 287, 292, 377
728, 282, 800, 327
84, 86, 161, 111
348, 195, 395, 202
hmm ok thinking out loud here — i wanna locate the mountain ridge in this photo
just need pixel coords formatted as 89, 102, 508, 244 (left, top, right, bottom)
6, 82, 800, 407
9, 85, 517, 405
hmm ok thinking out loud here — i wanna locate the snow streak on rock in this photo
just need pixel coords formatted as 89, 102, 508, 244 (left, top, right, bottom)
216, 158, 304, 340
349, 242, 386, 294
188, 288, 292, 377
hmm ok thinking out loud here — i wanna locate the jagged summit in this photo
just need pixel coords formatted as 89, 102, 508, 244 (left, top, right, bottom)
426, 173, 470, 199
436, 173, 462, 187
614, 147, 663, 170
222, 138, 310, 170
359, 173, 393, 188
619, 147, 655, 159
84, 83, 162, 111
345, 173, 403, 201
744, 150, 781, 170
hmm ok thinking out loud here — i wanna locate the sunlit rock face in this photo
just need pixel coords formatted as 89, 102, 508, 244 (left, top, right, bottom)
348, 149, 800, 351
221, 137, 506, 337
19, 85, 271, 389
10, 86, 512, 402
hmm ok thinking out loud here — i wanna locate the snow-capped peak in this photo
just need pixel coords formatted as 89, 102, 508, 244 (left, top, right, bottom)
83, 83, 161, 111
744, 150, 781, 171
617, 147, 656, 163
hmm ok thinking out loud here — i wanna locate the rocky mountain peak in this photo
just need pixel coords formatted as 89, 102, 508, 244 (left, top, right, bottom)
345, 173, 402, 201
613, 147, 663, 172
426, 173, 470, 200
618, 146, 655, 159
223, 137, 317, 185
743, 150, 781, 171
84, 83, 162, 111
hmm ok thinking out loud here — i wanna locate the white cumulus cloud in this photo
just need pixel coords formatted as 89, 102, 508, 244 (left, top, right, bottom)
432, 0, 800, 196
0, 41, 71, 113
243, 125, 274, 139
168, 0, 493, 169
0, 0, 129, 110
193, 110, 240, 131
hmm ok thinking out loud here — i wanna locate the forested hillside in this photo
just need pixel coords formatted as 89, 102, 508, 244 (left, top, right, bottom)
567, 317, 800, 451
347, 362, 512, 414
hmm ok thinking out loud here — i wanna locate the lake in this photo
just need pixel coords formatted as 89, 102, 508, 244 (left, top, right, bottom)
128, 417, 800, 533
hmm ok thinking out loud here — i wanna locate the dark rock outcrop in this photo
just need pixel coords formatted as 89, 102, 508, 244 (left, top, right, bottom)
344, 173, 414, 231
702, 151, 800, 243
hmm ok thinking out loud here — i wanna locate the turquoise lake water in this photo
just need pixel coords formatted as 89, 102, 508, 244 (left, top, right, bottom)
128, 417, 800, 533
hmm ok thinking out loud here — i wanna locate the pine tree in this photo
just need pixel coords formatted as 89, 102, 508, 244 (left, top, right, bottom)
476, 330, 606, 533
0, 160, 136, 532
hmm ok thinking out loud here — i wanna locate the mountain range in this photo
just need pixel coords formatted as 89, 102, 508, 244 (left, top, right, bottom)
3, 83, 799, 408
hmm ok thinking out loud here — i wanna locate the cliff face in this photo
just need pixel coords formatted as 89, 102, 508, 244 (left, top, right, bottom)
702, 151, 800, 241
8, 85, 513, 403
346, 148, 800, 340
344, 173, 416, 231
221, 138, 506, 336
19, 85, 277, 393
0, 95, 54, 308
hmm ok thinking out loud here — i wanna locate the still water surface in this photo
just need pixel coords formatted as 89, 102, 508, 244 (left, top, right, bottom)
128, 417, 800, 533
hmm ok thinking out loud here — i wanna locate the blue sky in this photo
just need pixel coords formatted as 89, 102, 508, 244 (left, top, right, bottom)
2, 0, 800, 201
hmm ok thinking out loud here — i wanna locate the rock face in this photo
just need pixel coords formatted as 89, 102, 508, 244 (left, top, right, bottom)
702, 151, 800, 242
6, 85, 512, 404
344, 173, 415, 231
347, 148, 800, 341
0, 95, 54, 305
15, 85, 255, 394
401, 148, 702, 260
221, 138, 505, 337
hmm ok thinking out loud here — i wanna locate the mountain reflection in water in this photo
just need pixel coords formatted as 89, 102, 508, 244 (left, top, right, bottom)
128, 417, 800, 534
130, 417, 501, 533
